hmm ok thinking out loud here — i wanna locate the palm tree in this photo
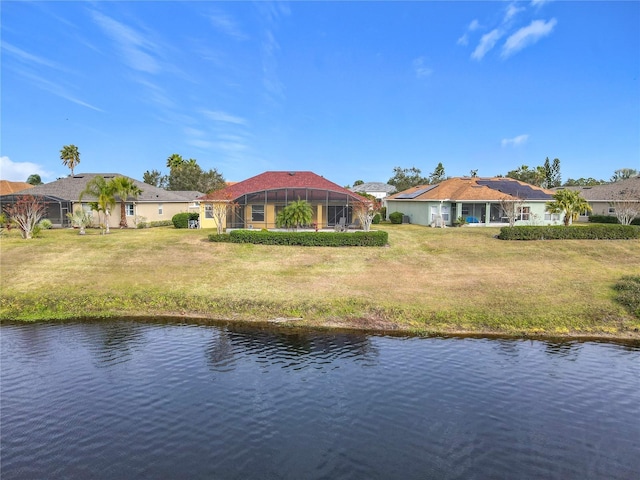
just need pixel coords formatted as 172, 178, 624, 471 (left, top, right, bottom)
111, 177, 143, 228
60, 144, 81, 176
546, 189, 592, 226
276, 199, 313, 230
80, 176, 116, 234
166, 153, 184, 169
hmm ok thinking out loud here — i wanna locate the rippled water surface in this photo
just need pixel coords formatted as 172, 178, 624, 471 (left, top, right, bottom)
1, 321, 639, 479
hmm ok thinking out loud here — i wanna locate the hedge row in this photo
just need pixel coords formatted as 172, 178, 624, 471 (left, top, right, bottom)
498, 224, 640, 240
208, 229, 389, 246
588, 215, 640, 226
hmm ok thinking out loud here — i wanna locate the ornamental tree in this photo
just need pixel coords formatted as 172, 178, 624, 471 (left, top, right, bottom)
3, 195, 47, 239
352, 194, 380, 232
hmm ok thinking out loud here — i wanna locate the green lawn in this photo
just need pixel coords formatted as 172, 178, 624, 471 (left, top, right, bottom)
1, 224, 639, 339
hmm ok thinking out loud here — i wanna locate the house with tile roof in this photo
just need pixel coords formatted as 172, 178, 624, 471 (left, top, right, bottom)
385, 177, 556, 227
0, 173, 202, 228
0, 180, 34, 196
198, 171, 365, 230
557, 176, 640, 222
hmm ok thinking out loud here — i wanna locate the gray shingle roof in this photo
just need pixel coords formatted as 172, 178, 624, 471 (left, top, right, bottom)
557, 177, 640, 201
350, 182, 397, 194
6, 173, 201, 203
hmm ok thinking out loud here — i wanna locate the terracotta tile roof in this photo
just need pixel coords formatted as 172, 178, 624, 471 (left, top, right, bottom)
388, 177, 554, 201
200, 171, 361, 201
0, 180, 34, 195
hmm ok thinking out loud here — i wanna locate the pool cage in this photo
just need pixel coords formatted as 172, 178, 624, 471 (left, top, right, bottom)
226, 188, 361, 229
0, 194, 73, 227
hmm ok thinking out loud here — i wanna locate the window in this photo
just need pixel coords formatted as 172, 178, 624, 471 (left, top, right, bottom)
205, 204, 213, 219
519, 207, 530, 221
544, 212, 561, 222
158, 203, 163, 215
608, 206, 616, 215
441, 205, 450, 222
126, 203, 134, 216
251, 205, 265, 222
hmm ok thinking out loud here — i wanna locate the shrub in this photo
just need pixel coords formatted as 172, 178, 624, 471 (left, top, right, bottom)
389, 211, 404, 224
613, 276, 640, 319
372, 213, 381, 224
172, 213, 199, 229
589, 215, 640, 226
498, 224, 640, 240
208, 230, 389, 247
39, 219, 53, 229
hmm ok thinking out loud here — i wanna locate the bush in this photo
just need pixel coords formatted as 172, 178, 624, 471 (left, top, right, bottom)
613, 276, 640, 319
589, 215, 640, 226
172, 212, 199, 229
208, 230, 389, 247
389, 211, 404, 224
372, 213, 381, 224
38, 219, 53, 229
379, 207, 387, 220
498, 224, 640, 240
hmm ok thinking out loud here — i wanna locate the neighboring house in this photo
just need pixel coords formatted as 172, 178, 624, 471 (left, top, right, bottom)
0, 180, 34, 195
386, 177, 556, 227
557, 176, 640, 222
198, 171, 365, 230
0, 173, 203, 228
350, 182, 397, 200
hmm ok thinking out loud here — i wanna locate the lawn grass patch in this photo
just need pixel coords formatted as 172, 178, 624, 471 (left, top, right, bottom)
1, 225, 639, 338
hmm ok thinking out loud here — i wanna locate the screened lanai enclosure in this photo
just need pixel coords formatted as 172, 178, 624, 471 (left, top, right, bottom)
0, 194, 73, 227
224, 188, 359, 229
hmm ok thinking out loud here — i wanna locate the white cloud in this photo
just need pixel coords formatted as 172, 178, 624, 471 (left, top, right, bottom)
471, 29, 503, 60
457, 19, 481, 46
2, 42, 62, 70
501, 134, 530, 147
502, 18, 557, 58
91, 11, 160, 74
504, 3, 525, 22
207, 11, 248, 40
531, 0, 552, 7
412, 57, 433, 79
0, 156, 55, 182
202, 110, 247, 125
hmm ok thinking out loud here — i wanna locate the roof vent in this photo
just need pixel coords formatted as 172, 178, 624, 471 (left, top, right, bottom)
288, 172, 295, 176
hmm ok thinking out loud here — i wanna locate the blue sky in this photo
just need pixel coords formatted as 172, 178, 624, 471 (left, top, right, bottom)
2, 1, 639, 187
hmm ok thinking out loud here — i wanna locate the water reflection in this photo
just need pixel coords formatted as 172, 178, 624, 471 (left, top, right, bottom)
1, 321, 639, 480
205, 325, 379, 372
78, 320, 147, 367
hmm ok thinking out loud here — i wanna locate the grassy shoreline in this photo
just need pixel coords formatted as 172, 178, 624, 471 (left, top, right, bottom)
1, 225, 639, 340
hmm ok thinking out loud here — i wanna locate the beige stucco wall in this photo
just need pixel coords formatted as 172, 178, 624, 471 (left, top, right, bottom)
72, 201, 195, 228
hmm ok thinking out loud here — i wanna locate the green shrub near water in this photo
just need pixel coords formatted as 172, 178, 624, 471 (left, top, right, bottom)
172, 212, 199, 229
498, 224, 640, 240
208, 229, 389, 246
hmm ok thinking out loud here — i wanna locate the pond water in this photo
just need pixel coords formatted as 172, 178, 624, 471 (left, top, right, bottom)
1, 320, 639, 480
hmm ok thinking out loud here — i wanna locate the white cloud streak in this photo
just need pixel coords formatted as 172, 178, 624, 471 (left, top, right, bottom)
457, 19, 480, 46
202, 110, 247, 125
91, 11, 160, 74
501, 134, 530, 147
502, 18, 557, 58
413, 57, 433, 79
2, 42, 62, 70
207, 11, 248, 40
471, 29, 503, 60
